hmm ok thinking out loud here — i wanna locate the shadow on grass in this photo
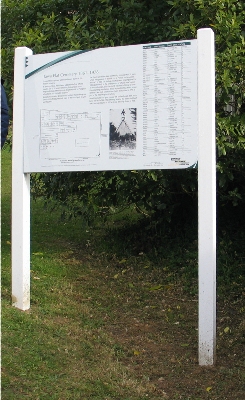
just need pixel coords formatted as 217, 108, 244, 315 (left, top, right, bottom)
2, 148, 245, 399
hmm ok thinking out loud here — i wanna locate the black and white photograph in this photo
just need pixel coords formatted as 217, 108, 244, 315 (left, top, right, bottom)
109, 108, 137, 150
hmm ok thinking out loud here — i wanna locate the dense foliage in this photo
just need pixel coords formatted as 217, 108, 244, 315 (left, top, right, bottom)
2, 0, 245, 223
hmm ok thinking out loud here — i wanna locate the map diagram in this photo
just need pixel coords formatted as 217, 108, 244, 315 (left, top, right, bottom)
40, 110, 101, 166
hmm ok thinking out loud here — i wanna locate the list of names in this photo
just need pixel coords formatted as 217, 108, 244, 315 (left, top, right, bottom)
143, 42, 195, 165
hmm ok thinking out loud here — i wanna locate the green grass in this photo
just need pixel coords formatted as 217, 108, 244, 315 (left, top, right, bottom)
2, 147, 245, 399
1, 149, 158, 399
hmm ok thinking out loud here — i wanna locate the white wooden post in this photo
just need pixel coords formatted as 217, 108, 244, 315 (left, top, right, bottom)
197, 28, 216, 365
12, 47, 33, 310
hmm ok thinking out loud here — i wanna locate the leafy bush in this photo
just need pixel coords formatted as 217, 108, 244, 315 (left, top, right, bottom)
2, 0, 245, 222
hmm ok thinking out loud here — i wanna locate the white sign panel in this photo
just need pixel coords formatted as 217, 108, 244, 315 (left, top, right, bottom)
24, 41, 198, 172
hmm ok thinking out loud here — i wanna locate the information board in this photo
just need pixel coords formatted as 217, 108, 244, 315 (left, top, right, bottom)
24, 40, 198, 172
13, 29, 216, 365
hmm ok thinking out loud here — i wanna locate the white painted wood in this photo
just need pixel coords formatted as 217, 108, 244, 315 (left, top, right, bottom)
197, 28, 216, 365
12, 47, 33, 310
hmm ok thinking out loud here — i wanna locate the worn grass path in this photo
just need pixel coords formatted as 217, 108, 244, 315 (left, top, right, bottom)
1, 148, 245, 399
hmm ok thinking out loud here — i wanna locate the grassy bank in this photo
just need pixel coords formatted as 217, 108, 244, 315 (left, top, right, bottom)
1, 147, 245, 399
